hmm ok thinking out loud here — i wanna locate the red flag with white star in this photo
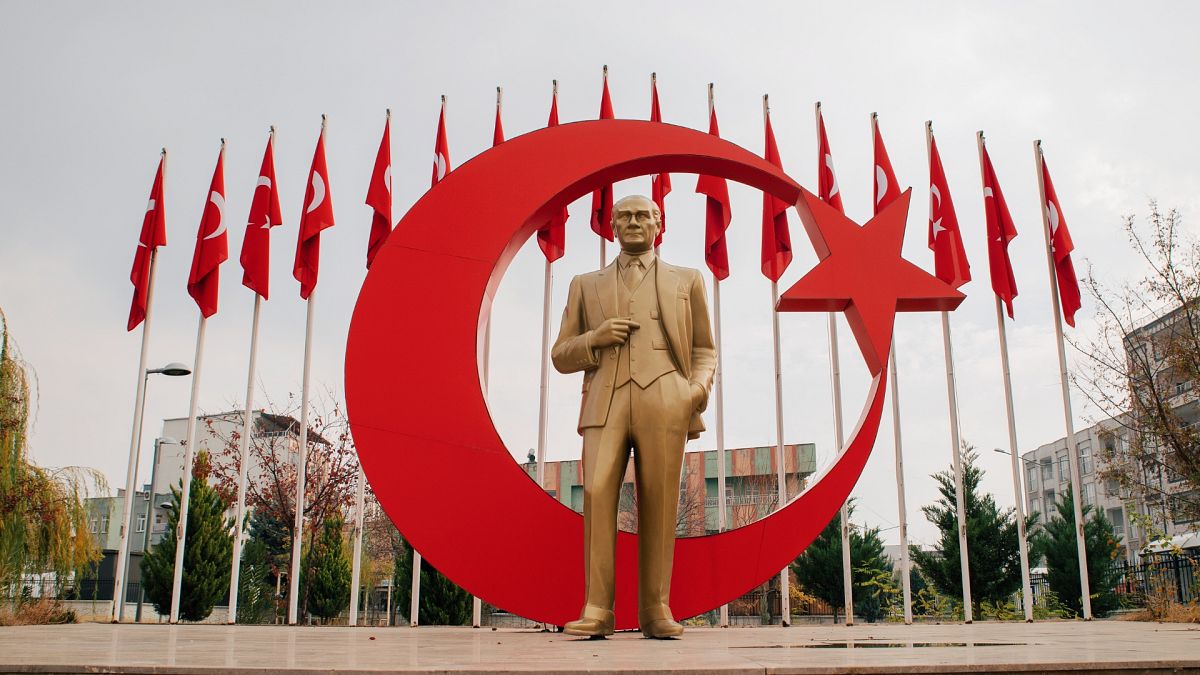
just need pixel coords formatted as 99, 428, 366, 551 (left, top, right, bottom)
980, 142, 1018, 318
365, 114, 392, 269
927, 133, 971, 289
293, 126, 335, 300
761, 105, 792, 282
590, 69, 614, 242
816, 106, 844, 214
696, 100, 731, 280
1040, 152, 1081, 327
537, 84, 567, 263
873, 117, 901, 215
187, 146, 229, 317
128, 153, 167, 331
650, 75, 671, 247
432, 99, 451, 188
241, 134, 282, 298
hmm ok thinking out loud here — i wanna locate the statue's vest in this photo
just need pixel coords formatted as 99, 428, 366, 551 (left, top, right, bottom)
614, 263, 677, 389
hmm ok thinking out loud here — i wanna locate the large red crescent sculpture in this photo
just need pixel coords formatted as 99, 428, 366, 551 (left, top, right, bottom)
345, 120, 962, 630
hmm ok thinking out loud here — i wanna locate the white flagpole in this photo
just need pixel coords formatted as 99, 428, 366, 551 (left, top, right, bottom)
169, 313, 207, 624
227, 290, 262, 624
288, 286, 316, 625
535, 259, 553, 486
888, 345, 912, 624
770, 279, 790, 627
763, 94, 790, 628
1034, 139, 1092, 620
409, 549, 421, 627
710, 84, 730, 629
112, 186, 163, 622
830, 315, 853, 626
978, 132, 1034, 622
926, 121, 973, 623
817, 102, 854, 627
599, 65, 608, 270
348, 465, 366, 626
114, 150, 166, 623
874, 112, 912, 626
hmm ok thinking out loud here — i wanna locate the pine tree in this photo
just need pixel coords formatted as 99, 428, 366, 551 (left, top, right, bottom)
393, 537, 471, 625
791, 501, 896, 622
140, 452, 233, 621
910, 447, 1023, 613
304, 515, 351, 621
1030, 486, 1123, 617
235, 535, 275, 624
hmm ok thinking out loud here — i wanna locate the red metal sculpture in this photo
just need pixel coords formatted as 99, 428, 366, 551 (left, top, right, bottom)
345, 120, 962, 629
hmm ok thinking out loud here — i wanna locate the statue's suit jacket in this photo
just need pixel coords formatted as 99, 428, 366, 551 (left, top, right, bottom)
552, 258, 718, 440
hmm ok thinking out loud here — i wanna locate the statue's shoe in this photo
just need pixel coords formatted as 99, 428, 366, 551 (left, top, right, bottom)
640, 618, 684, 639
563, 612, 614, 638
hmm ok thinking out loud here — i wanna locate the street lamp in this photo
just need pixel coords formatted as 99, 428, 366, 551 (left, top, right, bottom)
135, 436, 178, 623
113, 362, 191, 622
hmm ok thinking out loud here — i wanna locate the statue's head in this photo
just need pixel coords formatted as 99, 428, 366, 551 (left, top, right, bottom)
611, 195, 661, 254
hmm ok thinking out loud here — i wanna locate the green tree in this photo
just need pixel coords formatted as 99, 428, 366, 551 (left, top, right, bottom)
303, 515, 351, 621
910, 447, 1024, 614
235, 536, 275, 624
393, 537, 471, 625
791, 501, 896, 623
140, 452, 233, 622
1030, 487, 1123, 617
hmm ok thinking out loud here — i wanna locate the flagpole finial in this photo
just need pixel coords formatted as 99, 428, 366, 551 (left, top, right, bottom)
925, 120, 933, 132
651, 71, 656, 82
386, 109, 391, 119
220, 137, 226, 147
603, 64, 608, 77
816, 100, 822, 110
269, 125, 275, 134
871, 111, 878, 121
441, 94, 446, 104
978, 130, 985, 143
160, 147, 166, 156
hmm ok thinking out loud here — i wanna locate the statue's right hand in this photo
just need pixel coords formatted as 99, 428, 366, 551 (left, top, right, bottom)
591, 318, 640, 348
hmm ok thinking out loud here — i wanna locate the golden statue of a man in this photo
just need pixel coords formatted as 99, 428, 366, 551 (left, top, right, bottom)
552, 195, 717, 638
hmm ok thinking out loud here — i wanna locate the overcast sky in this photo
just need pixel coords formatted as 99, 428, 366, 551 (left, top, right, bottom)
2, 2, 1198, 549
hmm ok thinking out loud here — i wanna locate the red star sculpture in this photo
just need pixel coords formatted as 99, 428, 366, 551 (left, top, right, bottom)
779, 188, 964, 376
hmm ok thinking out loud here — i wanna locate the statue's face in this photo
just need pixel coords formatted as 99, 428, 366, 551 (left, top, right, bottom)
612, 196, 661, 254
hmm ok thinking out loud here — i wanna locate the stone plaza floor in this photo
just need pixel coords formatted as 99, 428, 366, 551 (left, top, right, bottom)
0, 621, 1197, 673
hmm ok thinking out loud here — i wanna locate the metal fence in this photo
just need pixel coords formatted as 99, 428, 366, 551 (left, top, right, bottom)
1029, 552, 1199, 607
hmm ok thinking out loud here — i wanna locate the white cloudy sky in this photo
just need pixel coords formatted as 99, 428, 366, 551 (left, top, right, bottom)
2, 2, 1198, 549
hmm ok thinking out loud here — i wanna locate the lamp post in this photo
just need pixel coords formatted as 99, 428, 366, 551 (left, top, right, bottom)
135, 436, 178, 623
113, 362, 190, 622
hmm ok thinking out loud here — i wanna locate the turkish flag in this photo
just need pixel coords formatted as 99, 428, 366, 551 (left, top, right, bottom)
873, 120, 901, 215
696, 104, 732, 280
432, 102, 451, 188
293, 129, 335, 300
927, 135, 971, 289
537, 86, 567, 263
187, 147, 229, 318
241, 135, 282, 298
365, 115, 391, 269
1040, 155, 1081, 327
127, 155, 167, 331
817, 108, 844, 214
981, 144, 1019, 318
650, 77, 671, 247
590, 72, 615, 241
761, 110, 792, 282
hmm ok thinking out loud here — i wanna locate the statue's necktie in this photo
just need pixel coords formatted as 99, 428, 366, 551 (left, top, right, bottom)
624, 259, 645, 290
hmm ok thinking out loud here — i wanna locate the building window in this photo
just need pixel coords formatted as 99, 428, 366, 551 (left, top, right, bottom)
136, 515, 146, 533
1104, 478, 1121, 498
1031, 498, 1042, 521
154, 513, 163, 525
1027, 465, 1039, 492
1082, 482, 1096, 507
1041, 457, 1054, 482
89, 518, 98, 533
1057, 453, 1069, 483
1107, 507, 1125, 538
100, 515, 109, 534
1044, 490, 1057, 513
1079, 441, 1093, 476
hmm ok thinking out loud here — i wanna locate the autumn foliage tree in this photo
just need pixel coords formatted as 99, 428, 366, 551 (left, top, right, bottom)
1074, 203, 1200, 527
